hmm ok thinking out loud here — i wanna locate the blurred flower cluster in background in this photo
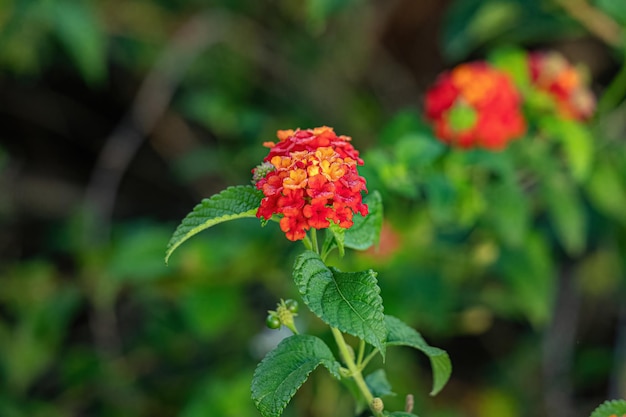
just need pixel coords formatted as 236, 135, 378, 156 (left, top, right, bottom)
0, 1, 625, 417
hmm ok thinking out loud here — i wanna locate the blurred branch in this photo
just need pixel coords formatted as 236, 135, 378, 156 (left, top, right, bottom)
84, 11, 227, 244
552, 0, 623, 48
610, 303, 626, 399
542, 266, 580, 417
83, 11, 227, 359
542, 265, 581, 417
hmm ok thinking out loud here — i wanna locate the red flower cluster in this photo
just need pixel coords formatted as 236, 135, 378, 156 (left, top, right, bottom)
425, 62, 526, 150
529, 51, 595, 121
254, 127, 368, 241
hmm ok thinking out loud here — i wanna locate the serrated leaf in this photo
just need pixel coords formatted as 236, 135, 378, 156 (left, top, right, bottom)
365, 369, 395, 398
589, 399, 626, 417
165, 186, 263, 264
344, 190, 383, 251
251, 335, 341, 417
385, 315, 451, 396
293, 251, 387, 355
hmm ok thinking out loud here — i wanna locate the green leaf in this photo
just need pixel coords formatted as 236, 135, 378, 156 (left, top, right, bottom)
488, 47, 530, 89
394, 133, 446, 167
425, 175, 456, 224
589, 399, 626, 417
344, 190, 383, 251
442, 0, 522, 61
585, 158, 626, 224
485, 180, 529, 247
442, 0, 577, 61
378, 110, 427, 145
498, 232, 555, 327
165, 186, 264, 264
384, 315, 451, 396
539, 117, 594, 182
388, 413, 420, 417
542, 174, 587, 256
596, 0, 626, 25
326, 223, 346, 257
365, 369, 395, 398
52, 1, 106, 84
306, 0, 356, 29
251, 335, 341, 417
293, 251, 387, 355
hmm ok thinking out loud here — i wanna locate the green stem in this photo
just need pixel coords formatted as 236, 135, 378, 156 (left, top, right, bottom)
356, 339, 365, 367
310, 228, 319, 254
360, 349, 380, 370
331, 327, 383, 417
302, 235, 313, 251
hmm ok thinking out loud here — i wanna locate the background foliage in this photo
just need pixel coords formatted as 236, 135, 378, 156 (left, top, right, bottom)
0, 0, 625, 416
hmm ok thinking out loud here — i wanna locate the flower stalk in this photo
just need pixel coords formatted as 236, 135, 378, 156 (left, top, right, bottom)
331, 327, 384, 417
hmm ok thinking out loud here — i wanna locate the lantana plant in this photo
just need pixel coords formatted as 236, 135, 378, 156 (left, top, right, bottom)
165, 127, 452, 417
369, 48, 622, 416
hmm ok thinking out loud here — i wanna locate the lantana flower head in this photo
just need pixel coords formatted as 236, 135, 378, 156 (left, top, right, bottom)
253, 127, 368, 241
425, 62, 526, 150
529, 51, 595, 121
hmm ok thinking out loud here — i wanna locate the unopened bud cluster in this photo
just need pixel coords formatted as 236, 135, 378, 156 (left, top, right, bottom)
265, 299, 299, 334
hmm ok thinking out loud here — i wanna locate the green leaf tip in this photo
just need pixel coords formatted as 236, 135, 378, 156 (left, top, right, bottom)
164, 185, 264, 264
293, 251, 387, 356
251, 334, 341, 417
385, 315, 452, 396
590, 399, 626, 417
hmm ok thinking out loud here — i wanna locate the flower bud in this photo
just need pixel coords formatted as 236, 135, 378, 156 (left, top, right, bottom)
371, 397, 384, 413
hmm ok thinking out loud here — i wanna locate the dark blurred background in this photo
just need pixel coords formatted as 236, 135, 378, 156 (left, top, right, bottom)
1, 1, 625, 416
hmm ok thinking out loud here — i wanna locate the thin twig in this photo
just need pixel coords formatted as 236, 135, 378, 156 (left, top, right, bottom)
609, 303, 626, 399
552, 0, 623, 48
83, 11, 227, 358
84, 12, 227, 244
542, 265, 581, 417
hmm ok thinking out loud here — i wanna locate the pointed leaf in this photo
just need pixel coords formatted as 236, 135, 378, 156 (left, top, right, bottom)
365, 369, 395, 398
590, 399, 626, 417
293, 251, 387, 355
165, 186, 263, 264
344, 190, 383, 251
385, 315, 451, 396
251, 335, 341, 417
